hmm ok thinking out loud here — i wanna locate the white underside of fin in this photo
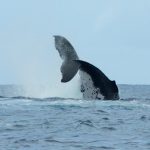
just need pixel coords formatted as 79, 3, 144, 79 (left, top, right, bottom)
79, 71, 104, 100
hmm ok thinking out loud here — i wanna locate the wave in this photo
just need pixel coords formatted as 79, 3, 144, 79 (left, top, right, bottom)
0, 95, 81, 101
1, 95, 150, 102
0, 84, 150, 101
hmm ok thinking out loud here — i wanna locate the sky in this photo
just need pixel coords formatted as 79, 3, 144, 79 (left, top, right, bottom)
0, 0, 150, 85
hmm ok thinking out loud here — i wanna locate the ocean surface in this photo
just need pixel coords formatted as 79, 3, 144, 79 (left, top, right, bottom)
0, 84, 150, 150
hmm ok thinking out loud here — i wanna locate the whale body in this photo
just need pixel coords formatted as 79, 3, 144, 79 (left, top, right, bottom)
54, 35, 119, 100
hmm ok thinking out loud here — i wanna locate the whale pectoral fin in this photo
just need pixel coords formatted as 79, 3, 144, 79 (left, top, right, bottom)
54, 35, 79, 60
54, 35, 79, 82
60, 60, 79, 82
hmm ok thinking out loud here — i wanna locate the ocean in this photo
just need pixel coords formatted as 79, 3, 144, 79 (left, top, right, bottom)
0, 84, 150, 150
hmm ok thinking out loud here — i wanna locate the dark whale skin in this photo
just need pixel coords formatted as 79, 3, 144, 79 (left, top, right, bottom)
75, 60, 119, 100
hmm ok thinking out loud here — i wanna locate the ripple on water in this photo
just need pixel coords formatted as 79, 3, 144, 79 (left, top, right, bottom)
145, 142, 150, 148
45, 139, 62, 143
77, 120, 95, 127
102, 117, 109, 121
140, 115, 147, 121
97, 109, 108, 114
14, 138, 39, 144
86, 146, 115, 150
117, 119, 125, 124
101, 126, 116, 131
13, 124, 26, 128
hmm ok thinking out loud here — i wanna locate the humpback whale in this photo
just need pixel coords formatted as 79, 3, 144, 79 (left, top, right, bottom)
54, 35, 119, 100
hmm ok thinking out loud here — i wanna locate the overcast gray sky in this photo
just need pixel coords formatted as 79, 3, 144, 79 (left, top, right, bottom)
0, 0, 150, 85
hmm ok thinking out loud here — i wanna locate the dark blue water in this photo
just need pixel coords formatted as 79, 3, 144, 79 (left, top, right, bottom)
0, 85, 150, 150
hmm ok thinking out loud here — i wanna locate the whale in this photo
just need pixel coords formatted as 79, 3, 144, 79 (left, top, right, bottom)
54, 35, 119, 100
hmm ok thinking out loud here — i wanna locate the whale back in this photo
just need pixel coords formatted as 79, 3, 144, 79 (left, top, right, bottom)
75, 60, 119, 100
54, 35, 79, 82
